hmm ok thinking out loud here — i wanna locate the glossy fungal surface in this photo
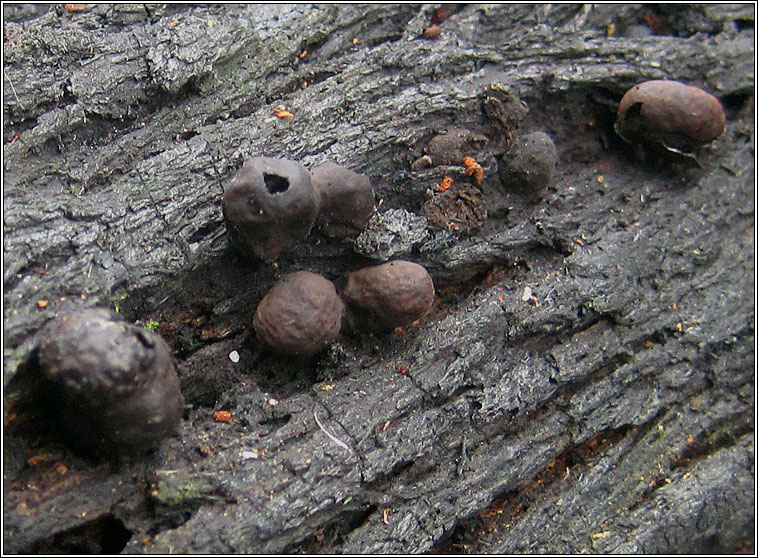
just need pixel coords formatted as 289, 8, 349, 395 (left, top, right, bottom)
615, 80, 726, 150
310, 162, 374, 239
37, 307, 183, 455
253, 271, 343, 355
223, 157, 319, 260
341, 260, 435, 332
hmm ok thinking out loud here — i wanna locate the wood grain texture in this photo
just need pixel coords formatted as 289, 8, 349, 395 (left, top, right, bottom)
3, 4, 754, 554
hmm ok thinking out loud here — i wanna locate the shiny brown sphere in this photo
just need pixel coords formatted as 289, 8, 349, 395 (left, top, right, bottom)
37, 307, 183, 455
341, 260, 435, 332
616, 80, 726, 149
253, 271, 343, 355
310, 162, 374, 239
223, 157, 319, 260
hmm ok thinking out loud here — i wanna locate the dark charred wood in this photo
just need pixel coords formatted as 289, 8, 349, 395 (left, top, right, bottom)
3, 4, 754, 554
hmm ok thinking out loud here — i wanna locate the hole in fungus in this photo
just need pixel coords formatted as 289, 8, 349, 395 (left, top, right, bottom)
263, 173, 290, 194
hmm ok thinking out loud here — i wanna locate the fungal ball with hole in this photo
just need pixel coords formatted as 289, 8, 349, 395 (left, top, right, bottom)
615, 80, 726, 151
253, 271, 343, 355
223, 157, 319, 260
500, 132, 557, 197
310, 162, 375, 239
340, 260, 435, 332
37, 307, 183, 455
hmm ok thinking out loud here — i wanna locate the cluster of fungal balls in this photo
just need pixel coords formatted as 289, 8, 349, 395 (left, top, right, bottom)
33, 80, 724, 456
223, 156, 436, 354
33, 157, 433, 455
253, 260, 435, 356
222, 157, 375, 260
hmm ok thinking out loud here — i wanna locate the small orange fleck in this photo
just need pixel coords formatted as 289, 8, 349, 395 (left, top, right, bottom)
37, 299, 48, 309
497, 294, 505, 302
586, 120, 596, 127
169, 19, 180, 27
396, 365, 408, 375
462, 157, 484, 185
212, 410, 232, 424
299, 50, 308, 59
462, 156, 477, 170
55, 463, 68, 475
423, 25, 442, 39
446, 221, 460, 231
26, 453, 60, 467
597, 175, 605, 183
80, 293, 88, 300
64, 4, 86, 13
472, 166, 484, 185
438, 175, 453, 193
315, 533, 325, 543
274, 107, 294, 118
10, 134, 20, 143
575, 238, 586, 246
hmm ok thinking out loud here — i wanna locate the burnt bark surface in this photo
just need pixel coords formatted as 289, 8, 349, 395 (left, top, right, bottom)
3, 4, 754, 554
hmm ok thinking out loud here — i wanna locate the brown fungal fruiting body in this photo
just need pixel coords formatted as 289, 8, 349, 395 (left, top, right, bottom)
423, 25, 442, 39
424, 128, 488, 165
223, 157, 318, 260
500, 132, 557, 197
310, 162, 375, 239
253, 271, 343, 355
341, 260, 435, 332
37, 308, 183, 455
615, 80, 726, 150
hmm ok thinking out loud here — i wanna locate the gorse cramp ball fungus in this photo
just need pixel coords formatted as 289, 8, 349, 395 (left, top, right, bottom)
253, 271, 343, 355
340, 260, 435, 332
615, 80, 726, 151
37, 307, 183, 455
500, 132, 557, 197
223, 157, 319, 260
310, 162, 375, 239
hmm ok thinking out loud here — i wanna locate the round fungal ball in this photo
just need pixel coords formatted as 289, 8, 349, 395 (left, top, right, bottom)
500, 132, 558, 197
615, 80, 726, 150
253, 271, 343, 355
37, 307, 183, 455
223, 157, 319, 260
341, 260, 435, 332
310, 162, 375, 239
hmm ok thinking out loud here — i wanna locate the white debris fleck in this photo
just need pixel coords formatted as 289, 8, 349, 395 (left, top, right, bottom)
521, 286, 532, 302
229, 350, 240, 363
241, 449, 259, 460
268, 398, 279, 406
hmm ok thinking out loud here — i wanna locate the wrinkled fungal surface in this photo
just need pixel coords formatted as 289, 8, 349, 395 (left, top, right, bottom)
37, 307, 183, 455
500, 132, 558, 196
341, 260, 435, 332
615, 80, 726, 150
253, 271, 343, 355
311, 162, 375, 239
222, 157, 318, 260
